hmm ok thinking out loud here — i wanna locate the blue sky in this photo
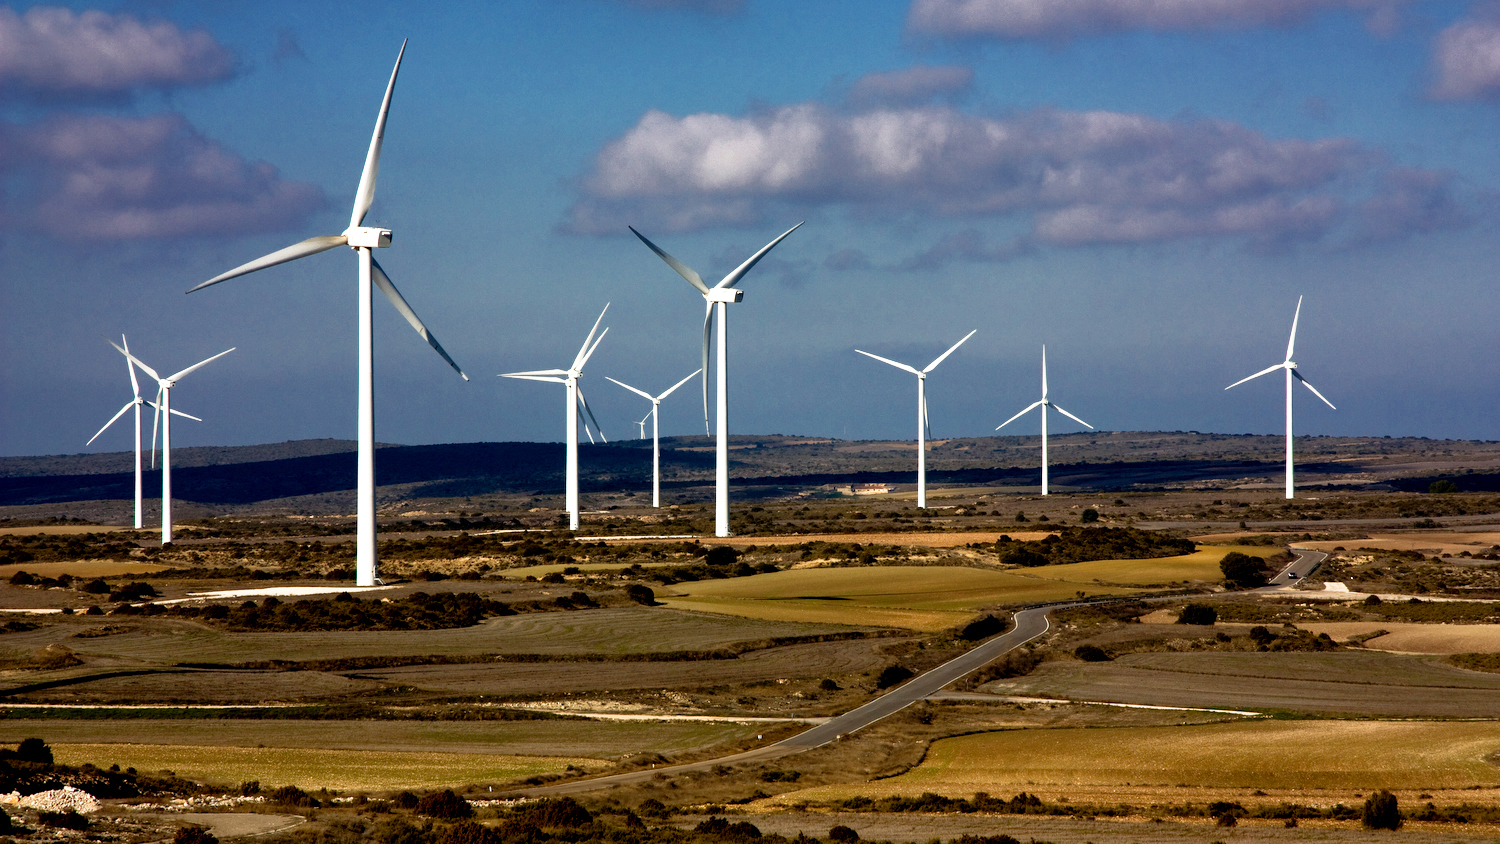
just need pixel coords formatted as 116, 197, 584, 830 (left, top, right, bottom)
3, 0, 1499, 458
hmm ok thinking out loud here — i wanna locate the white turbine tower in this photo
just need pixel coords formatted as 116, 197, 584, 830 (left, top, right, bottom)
629, 223, 802, 537
189, 42, 468, 587
1224, 296, 1336, 499
105, 339, 232, 544
855, 330, 976, 508
501, 305, 611, 530
996, 346, 1093, 496
87, 335, 151, 529
607, 369, 701, 508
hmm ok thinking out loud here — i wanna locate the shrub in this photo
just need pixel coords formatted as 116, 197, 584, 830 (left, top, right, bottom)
174, 825, 218, 844
1176, 604, 1217, 625
819, 678, 840, 691
519, 797, 591, 828
38, 810, 88, 830
436, 820, 495, 844
828, 825, 859, 842
959, 614, 1006, 641
415, 789, 472, 819
637, 798, 669, 818
1080, 508, 1099, 523
1363, 790, 1401, 830
1073, 644, 1111, 662
875, 664, 914, 689
695, 817, 761, 840
704, 546, 741, 567
392, 791, 419, 810
1429, 480, 1459, 494
16, 737, 52, 764
269, 784, 318, 807
999, 547, 1050, 568
626, 584, 656, 605
0, 806, 10, 834
1219, 552, 1268, 588
79, 578, 111, 594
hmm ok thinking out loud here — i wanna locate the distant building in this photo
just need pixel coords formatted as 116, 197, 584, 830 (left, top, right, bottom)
838, 483, 893, 496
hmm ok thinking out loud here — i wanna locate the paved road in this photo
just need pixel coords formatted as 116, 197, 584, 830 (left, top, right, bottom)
508, 605, 1056, 797
1261, 547, 1328, 589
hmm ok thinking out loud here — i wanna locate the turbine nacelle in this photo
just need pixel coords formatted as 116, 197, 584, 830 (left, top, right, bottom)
345, 227, 393, 248
705, 288, 743, 304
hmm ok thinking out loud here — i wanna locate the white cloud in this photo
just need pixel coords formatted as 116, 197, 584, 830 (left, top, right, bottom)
905, 0, 1410, 40
848, 65, 974, 106
0, 6, 235, 100
4, 114, 326, 240
567, 102, 1462, 252
1430, 16, 1500, 100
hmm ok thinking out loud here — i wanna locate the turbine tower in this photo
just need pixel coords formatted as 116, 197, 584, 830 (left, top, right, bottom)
501, 305, 610, 530
629, 223, 802, 537
1224, 296, 1336, 499
996, 346, 1093, 496
105, 339, 232, 544
189, 42, 468, 587
87, 335, 155, 529
608, 369, 701, 508
855, 330, 975, 508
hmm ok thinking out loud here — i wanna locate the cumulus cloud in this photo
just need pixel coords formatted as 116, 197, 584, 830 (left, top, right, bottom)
567, 102, 1464, 251
1430, 16, 1500, 100
905, 0, 1410, 40
0, 6, 235, 100
848, 65, 974, 106
3, 114, 326, 240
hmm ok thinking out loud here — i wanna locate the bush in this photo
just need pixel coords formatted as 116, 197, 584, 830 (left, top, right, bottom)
1219, 552, 1268, 588
999, 547, 1050, 568
519, 797, 591, 828
1429, 480, 1459, 494
959, 614, 1006, 641
415, 789, 472, 819
0, 806, 10, 834
269, 784, 318, 807
38, 810, 88, 830
875, 664, 914, 689
15, 737, 52, 764
1080, 508, 1099, 523
704, 546, 741, 567
436, 820, 496, 844
1176, 604, 1217, 625
1073, 644, 1111, 662
695, 817, 761, 840
80, 578, 111, 594
819, 678, 840, 691
828, 825, 859, 843
626, 584, 656, 605
174, 825, 219, 844
1363, 790, 1401, 830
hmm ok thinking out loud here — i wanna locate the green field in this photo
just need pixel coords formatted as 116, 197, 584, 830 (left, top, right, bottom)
51, 742, 600, 792
664, 566, 1140, 631
1025, 544, 1268, 586
788, 721, 1500, 797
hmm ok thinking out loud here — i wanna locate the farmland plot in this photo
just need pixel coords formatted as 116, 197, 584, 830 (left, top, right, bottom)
1025, 545, 1271, 586
986, 651, 1500, 718
1304, 622, 1500, 653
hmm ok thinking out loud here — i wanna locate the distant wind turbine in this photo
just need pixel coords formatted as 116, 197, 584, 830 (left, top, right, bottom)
501, 305, 611, 530
629, 223, 802, 536
855, 330, 975, 508
188, 41, 467, 587
996, 346, 1093, 496
105, 338, 232, 544
608, 369, 701, 508
87, 335, 149, 529
1224, 296, 1336, 499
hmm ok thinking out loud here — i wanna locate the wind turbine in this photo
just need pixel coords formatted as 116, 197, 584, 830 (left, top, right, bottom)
501, 305, 611, 530
188, 42, 468, 587
1224, 295, 1336, 499
104, 338, 233, 544
855, 330, 975, 508
629, 223, 802, 537
608, 369, 701, 508
996, 346, 1093, 496
87, 335, 148, 529
635, 411, 651, 440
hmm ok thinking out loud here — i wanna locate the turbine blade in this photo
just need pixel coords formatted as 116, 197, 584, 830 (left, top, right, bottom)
578, 327, 609, 372
1225, 362, 1284, 391
87, 401, 135, 446
1041, 345, 1048, 398
105, 335, 159, 382
922, 329, 976, 373
122, 335, 140, 397
1052, 404, 1094, 429
500, 374, 567, 384
166, 406, 203, 422
578, 387, 606, 444
149, 387, 161, 468
997, 401, 1044, 430
701, 302, 712, 435
1292, 370, 1337, 409
716, 222, 803, 289
166, 347, 235, 383
573, 304, 610, 371
1286, 295, 1302, 362
370, 257, 469, 380
657, 368, 702, 401
607, 376, 655, 402
629, 226, 709, 294
922, 392, 931, 442
350, 40, 407, 229
504, 368, 569, 377
856, 349, 920, 375
189, 235, 347, 293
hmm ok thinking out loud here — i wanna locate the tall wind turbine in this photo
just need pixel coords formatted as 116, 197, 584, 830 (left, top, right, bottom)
105, 339, 232, 544
996, 346, 1093, 496
608, 369, 701, 508
188, 42, 468, 587
855, 330, 976, 508
87, 335, 149, 529
1224, 296, 1336, 499
501, 305, 610, 530
629, 223, 802, 536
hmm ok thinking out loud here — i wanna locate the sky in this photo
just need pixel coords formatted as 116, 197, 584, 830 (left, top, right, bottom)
3, 0, 1500, 458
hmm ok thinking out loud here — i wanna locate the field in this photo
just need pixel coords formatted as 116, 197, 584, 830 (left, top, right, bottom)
663, 566, 1142, 631
984, 650, 1500, 717
51, 742, 601, 792
778, 720, 1500, 797
1305, 621, 1500, 653
1302, 531, 1500, 556
1026, 545, 1271, 586
0, 560, 169, 579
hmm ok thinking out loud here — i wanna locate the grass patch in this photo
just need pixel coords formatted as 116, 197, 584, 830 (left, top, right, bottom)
0, 561, 169, 579
1025, 545, 1272, 586
50, 742, 600, 791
